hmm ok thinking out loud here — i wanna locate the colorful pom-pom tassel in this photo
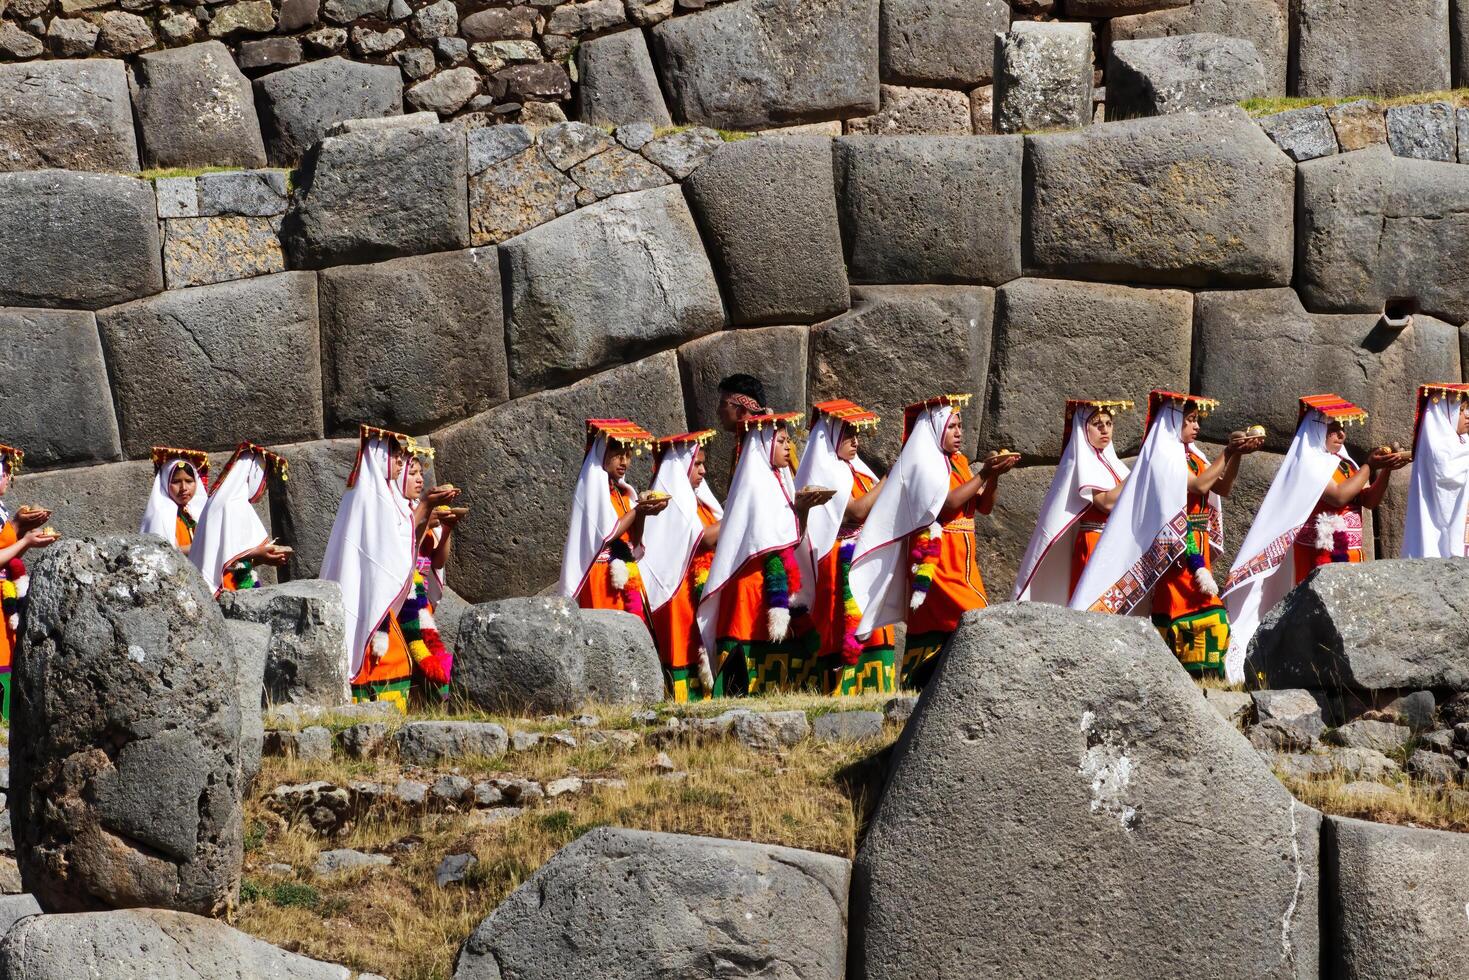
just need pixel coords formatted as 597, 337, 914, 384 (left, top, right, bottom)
909, 523, 943, 610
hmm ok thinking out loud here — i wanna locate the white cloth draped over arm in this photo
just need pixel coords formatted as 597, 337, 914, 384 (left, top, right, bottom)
640, 440, 706, 613
189, 450, 268, 596
1402, 395, 1469, 559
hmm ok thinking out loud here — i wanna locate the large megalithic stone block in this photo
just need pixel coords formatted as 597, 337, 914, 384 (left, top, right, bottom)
1293, 0, 1451, 98
131, 41, 267, 170
992, 21, 1093, 134
97, 272, 323, 458
0, 308, 122, 467
1110, 0, 1290, 94
852, 604, 1321, 979
879, 0, 1010, 88
1297, 148, 1469, 327
683, 136, 848, 327
808, 285, 993, 470
433, 352, 688, 602
980, 278, 1192, 460
1191, 288, 1461, 458
0, 170, 163, 311
650, 0, 880, 129
14, 536, 247, 915
1247, 559, 1469, 693
575, 29, 672, 127
1324, 816, 1469, 979
1025, 112, 1295, 287
453, 827, 849, 980
253, 57, 404, 167
834, 135, 1022, 286
0, 59, 140, 173
1106, 33, 1267, 120
499, 184, 724, 398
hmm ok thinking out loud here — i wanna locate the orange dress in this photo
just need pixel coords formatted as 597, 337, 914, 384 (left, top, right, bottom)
1151, 452, 1229, 675
1069, 501, 1109, 596
811, 471, 898, 695
351, 615, 412, 713
1294, 461, 1365, 583
650, 500, 718, 701
576, 485, 642, 614
175, 514, 194, 549
907, 453, 988, 638
0, 521, 16, 721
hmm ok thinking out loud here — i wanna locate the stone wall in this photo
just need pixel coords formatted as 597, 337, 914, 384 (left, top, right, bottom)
2, 0, 1468, 164
1, 104, 1465, 604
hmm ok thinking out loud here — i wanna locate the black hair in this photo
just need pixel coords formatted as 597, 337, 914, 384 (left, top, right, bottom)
717, 373, 765, 405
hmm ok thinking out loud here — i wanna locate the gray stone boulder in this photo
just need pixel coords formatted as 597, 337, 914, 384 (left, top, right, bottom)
218, 580, 351, 708
0, 309, 121, 467
395, 721, 508, 765
432, 352, 685, 601
1297, 148, 1469, 327
834, 135, 1022, 286
1252, 690, 1325, 736
1110, 0, 1289, 93
0, 908, 352, 978
1294, 0, 1451, 98
1248, 559, 1469, 693
1323, 719, 1412, 755
499, 185, 723, 398
853, 603, 1320, 978
879, 0, 1009, 87
1257, 105, 1337, 162
981, 278, 1191, 459
283, 122, 469, 268
1026, 112, 1295, 287
0, 895, 40, 941
683, 136, 847, 326
1106, 33, 1267, 120
1325, 815, 1469, 979
453, 597, 661, 713
223, 619, 268, 790
1192, 288, 1460, 457
576, 29, 671, 126
453, 827, 849, 980
96, 272, 322, 457
1385, 102, 1457, 161
676, 325, 808, 498
130, 41, 267, 168
0, 170, 163, 311
809, 286, 993, 467
320, 247, 506, 434
992, 21, 1092, 133
813, 710, 884, 741
650, 0, 879, 129
0, 59, 138, 172
253, 57, 403, 166
14, 536, 245, 914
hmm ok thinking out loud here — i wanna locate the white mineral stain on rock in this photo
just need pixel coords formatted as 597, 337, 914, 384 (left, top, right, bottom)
1078, 711, 1138, 830
126, 644, 146, 663
1281, 799, 1304, 966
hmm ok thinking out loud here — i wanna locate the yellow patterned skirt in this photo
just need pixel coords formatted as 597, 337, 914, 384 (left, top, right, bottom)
1151, 607, 1230, 677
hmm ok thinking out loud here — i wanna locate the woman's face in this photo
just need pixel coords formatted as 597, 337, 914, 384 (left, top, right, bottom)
1180, 410, 1200, 446
169, 465, 197, 506
836, 423, 859, 462
771, 428, 791, 467
405, 459, 425, 500
689, 447, 706, 488
1458, 401, 1469, 436
1085, 411, 1114, 451
0, 466, 10, 496
941, 412, 963, 454
388, 451, 405, 482
603, 442, 631, 481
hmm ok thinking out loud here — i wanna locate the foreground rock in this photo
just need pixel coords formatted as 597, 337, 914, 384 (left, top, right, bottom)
854, 604, 1320, 978
454, 598, 662, 714
15, 536, 245, 914
1325, 816, 1469, 979
1247, 560, 1469, 693
453, 827, 849, 980
0, 908, 352, 978
218, 580, 350, 708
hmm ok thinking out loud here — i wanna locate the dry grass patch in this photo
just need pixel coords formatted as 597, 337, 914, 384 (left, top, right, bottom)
238, 695, 900, 979
1240, 87, 1469, 116
1277, 770, 1469, 832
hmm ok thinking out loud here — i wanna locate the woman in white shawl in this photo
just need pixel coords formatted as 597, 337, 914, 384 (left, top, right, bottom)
848, 394, 1018, 690
558, 419, 665, 617
1401, 383, 1469, 559
1013, 400, 1132, 605
793, 399, 896, 695
140, 447, 210, 553
189, 442, 290, 597
696, 412, 822, 696
1221, 395, 1406, 681
641, 431, 721, 701
1070, 390, 1260, 678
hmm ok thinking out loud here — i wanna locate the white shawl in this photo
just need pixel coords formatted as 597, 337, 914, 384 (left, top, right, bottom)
1402, 394, 1469, 559
848, 404, 955, 638
793, 414, 879, 609
140, 459, 207, 544
1069, 402, 1222, 614
695, 424, 799, 656
321, 436, 416, 678
189, 449, 269, 596
557, 434, 638, 599
1222, 410, 1350, 681
641, 439, 709, 613
1013, 407, 1129, 604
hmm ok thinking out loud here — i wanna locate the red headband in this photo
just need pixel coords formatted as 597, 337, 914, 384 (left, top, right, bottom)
725, 393, 762, 413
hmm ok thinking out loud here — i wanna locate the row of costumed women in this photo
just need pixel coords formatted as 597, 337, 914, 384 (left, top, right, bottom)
560, 384, 1469, 702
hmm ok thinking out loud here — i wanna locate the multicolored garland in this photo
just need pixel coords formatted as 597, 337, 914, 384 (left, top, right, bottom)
1184, 531, 1218, 597
689, 551, 714, 602
224, 558, 258, 592
762, 546, 802, 641
401, 567, 453, 689
1, 557, 26, 635
608, 539, 646, 619
178, 508, 197, 536
909, 523, 943, 610
1314, 512, 1352, 565
837, 541, 863, 665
